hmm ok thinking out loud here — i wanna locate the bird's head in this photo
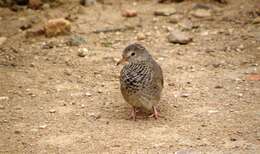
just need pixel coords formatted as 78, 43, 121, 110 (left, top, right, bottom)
117, 43, 151, 65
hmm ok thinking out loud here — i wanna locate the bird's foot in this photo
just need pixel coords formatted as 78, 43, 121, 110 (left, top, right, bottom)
148, 106, 159, 119
128, 107, 137, 121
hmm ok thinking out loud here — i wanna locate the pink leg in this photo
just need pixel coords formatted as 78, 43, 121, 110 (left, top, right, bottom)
129, 107, 137, 121
149, 106, 159, 119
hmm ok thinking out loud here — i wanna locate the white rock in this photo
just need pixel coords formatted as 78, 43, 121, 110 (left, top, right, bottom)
191, 9, 211, 18
168, 29, 192, 44
154, 8, 176, 16
49, 109, 56, 113
85, 92, 92, 97
39, 124, 47, 129
0, 96, 9, 101
208, 110, 219, 114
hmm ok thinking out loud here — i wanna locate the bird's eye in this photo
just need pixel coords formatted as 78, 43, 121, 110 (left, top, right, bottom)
131, 52, 135, 56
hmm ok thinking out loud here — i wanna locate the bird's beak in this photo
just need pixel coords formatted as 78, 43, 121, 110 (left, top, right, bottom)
116, 57, 127, 66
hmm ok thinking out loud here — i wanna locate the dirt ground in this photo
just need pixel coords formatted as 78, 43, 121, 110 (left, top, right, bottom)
0, 0, 259, 153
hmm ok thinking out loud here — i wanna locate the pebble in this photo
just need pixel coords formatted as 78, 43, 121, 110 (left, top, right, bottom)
154, 8, 176, 16
208, 110, 219, 114
169, 14, 183, 24
66, 35, 86, 46
49, 109, 56, 113
14, 130, 22, 134
41, 41, 55, 49
44, 18, 71, 37
0, 105, 4, 109
78, 48, 89, 57
175, 149, 197, 154
28, 0, 42, 9
88, 112, 101, 119
0, 96, 9, 101
191, 9, 211, 18
39, 124, 47, 129
178, 19, 194, 30
85, 92, 92, 97
81, 104, 85, 108
136, 32, 146, 40
30, 128, 38, 132
122, 9, 137, 17
80, 0, 96, 6
253, 17, 260, 24
42, 3, 50, 10
64, 69, 72, 76
167, 29, 192, 44
215, 85, 223, 89
237, 93, 243, 97
0, 37, 7, 46
181, 93, 190, 97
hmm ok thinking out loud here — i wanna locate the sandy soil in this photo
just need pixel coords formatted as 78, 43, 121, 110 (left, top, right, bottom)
0, 0, 259, 153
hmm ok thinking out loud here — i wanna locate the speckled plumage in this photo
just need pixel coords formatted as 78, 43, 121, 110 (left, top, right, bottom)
118, 43, 163, 120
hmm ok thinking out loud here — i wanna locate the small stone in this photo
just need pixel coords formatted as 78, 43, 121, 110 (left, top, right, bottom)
208, 110, 219, 113
41, 42, 54, 49
192, 3, 211, 10
42, 3, 50, 10
66, 35, 86, 46
80, 0, 96, 6
39, 124, 47, 129
29, 63, 35, 67
200, 31, 209, 36
49, 109, 56, 113
0, 96, 9, 101
78, 48, 89, 57
0, 105, 4, 109
85, 92, 92, 97
44, 18, 71, 37
88, 112, 101, 119
253, 17, 260, 24
237, 93, 243, 97
175, 149, 197, 154
154, 8, 176, 16
215, 85, 223, 89
136, 32, 146, 40
178, 19, 194, 30
64, 69, 72, 76
181, 93, 190, 97
0, 37, 7, 46
167, 29, 192, 44
168, 83, 175, 86
28, 0, 42, 9
30, 128, 38, 132
191, 9, 211, 18
169, 14, 183, 24
97, 89, 102, 93
122, 9, 137, 17
14, 130, 22, 134
25, 28, 45, 38
81, 104, 85, 108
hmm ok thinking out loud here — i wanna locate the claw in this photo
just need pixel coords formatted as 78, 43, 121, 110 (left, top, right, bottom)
149, 106, 159, 119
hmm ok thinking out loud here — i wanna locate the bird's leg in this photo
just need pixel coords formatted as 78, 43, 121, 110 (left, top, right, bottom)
149, 106, 159, 119
132, 107, 137, 121
128, 107, 137, 121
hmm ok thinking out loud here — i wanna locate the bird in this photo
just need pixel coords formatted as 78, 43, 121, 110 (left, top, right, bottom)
117, 43, 163, 120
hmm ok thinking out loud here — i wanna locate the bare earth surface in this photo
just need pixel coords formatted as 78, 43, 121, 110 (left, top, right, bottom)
0, 0, 259, 153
